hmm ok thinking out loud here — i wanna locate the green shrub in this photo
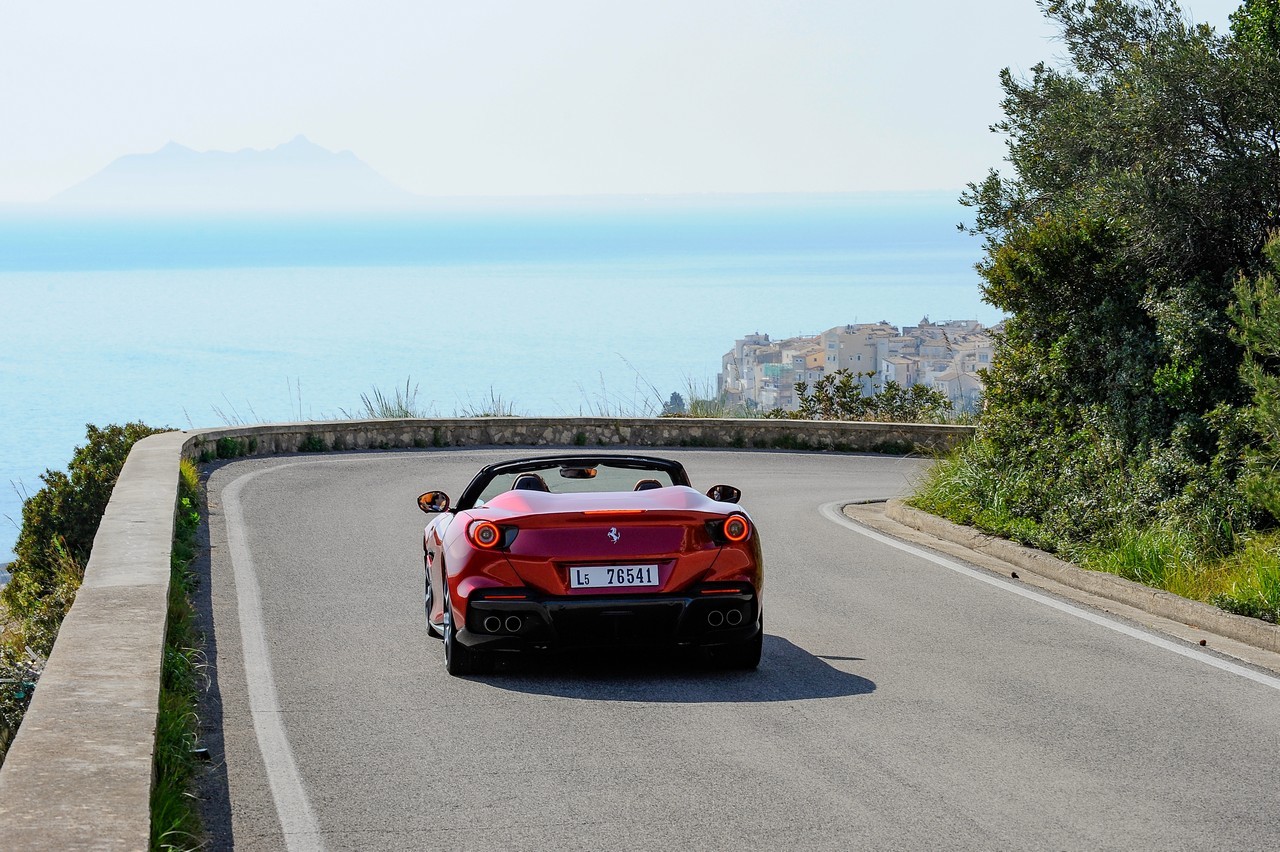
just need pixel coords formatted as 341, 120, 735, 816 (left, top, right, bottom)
3, 423, 164, 635
0, 639, 40, 763
787, 370, 954, 423
215, 437, 247, 459
1, 422, 165, 765
1232, 235, 1280, 524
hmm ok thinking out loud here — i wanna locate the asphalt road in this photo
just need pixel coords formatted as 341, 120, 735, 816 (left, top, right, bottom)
198, 448, 1280, 851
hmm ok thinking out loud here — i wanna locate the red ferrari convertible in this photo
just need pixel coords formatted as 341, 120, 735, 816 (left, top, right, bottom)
417, 454, 763, 675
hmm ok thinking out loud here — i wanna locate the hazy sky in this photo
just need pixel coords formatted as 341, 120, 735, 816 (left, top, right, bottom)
0, 0, 1243, 202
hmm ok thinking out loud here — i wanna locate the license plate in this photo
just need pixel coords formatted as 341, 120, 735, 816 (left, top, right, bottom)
569, 564, 659, 589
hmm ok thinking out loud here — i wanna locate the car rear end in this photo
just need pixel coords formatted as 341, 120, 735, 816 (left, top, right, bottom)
451, 491, 763, 654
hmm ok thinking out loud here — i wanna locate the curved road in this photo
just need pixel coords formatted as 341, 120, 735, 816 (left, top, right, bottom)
198, 449, 1280, 851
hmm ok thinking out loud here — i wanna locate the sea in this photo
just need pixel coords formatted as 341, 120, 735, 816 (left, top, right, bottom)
0, 192, 1002, 561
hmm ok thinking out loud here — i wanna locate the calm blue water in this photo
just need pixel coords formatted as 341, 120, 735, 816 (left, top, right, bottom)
0, 193, 1000, 560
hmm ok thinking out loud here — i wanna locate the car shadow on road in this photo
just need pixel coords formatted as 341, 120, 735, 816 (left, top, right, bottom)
478, 635, 875, 703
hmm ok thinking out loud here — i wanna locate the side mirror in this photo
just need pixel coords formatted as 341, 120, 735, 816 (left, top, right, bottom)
706, 484, 741, 503
418, 491, 451, 514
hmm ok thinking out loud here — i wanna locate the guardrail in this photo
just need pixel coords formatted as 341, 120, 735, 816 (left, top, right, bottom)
0, 417, 973, 849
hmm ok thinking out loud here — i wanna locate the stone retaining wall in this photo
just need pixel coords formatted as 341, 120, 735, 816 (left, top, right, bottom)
0, 417, 972, 850
183, 416, 976, 461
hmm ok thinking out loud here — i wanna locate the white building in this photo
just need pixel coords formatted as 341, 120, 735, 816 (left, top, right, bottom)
718, 318, 996, 414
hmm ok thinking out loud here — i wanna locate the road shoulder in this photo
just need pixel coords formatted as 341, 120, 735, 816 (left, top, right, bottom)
843, 500, 1280, 678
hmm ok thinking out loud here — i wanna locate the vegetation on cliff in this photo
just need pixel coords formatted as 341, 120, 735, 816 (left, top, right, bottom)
1, 423, 166, 761
768, 370, 956, 423
912, 0, 1280, 622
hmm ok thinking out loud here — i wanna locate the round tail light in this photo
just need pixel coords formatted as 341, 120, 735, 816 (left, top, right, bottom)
723, 515, 750, 543
469, 520, 502, 549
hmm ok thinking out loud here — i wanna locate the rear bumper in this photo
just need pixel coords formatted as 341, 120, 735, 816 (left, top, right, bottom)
457, 587, 760, 651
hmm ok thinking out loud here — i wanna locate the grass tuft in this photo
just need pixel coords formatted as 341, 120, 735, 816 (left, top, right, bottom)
341, 378, 436, 419
1210, 534, 1280, 623
454, 387, 519, 417
150, 458, 205, 850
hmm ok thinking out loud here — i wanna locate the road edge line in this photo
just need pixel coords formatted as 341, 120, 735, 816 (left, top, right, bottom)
820, 502, 1280, 693
884, 499, 1280, 655
223, 463, 326, 851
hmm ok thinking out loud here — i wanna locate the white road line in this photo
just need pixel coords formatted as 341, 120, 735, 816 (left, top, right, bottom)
224, 462, 326, 852
821, 502, 1280, 694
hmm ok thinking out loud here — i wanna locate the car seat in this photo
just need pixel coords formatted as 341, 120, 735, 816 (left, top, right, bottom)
512, 473, 550, 492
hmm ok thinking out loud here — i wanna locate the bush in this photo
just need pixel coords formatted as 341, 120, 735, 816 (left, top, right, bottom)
0, 641, 40, 761
768, 369, 954, 423
1232, 234, 1280, 523
0, 422, 164, 765
3, 423, 165, 627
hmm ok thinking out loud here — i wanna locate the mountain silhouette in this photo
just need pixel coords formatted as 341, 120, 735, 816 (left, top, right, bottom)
50, 136, 416, 212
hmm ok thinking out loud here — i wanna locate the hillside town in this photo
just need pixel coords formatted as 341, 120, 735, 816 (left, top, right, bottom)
718, 319, 997, 413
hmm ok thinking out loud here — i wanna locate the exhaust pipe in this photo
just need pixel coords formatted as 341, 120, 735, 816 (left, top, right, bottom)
707, 610, 725, 628
726, 608, 744, 627
504, 615, 523, 633
483, 615, 502, 633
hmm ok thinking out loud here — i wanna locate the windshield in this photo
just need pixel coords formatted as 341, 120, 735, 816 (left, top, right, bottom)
476, 463, 678, 504
457, 455, 691, 509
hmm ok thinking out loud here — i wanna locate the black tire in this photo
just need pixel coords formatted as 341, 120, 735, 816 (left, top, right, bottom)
424, 566, 441, 638
443, 588, 488, 676
719, 620, 763, 671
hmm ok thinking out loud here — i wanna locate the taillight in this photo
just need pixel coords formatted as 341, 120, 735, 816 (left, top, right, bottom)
469, 520, 502, 549
723, 515, 750, 543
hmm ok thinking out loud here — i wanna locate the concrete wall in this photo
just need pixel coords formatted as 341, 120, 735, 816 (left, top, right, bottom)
182, 416, 975, 461
0, 417, 973, 849
0, 430, 188, 850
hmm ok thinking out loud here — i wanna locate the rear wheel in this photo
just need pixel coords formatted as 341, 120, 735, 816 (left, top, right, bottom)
443, 587, 489, 676
718, 619, 763, 670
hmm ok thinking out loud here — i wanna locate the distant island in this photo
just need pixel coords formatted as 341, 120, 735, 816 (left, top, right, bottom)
49, 135, 416, 212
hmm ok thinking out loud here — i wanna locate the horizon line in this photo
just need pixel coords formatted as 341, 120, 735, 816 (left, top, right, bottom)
0, 188, 972, 214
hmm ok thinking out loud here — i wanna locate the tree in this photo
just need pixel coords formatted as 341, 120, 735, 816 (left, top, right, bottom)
1232, 234, 1280, 520
953, 0, 1280, 549
1231, 0, 1280, 51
